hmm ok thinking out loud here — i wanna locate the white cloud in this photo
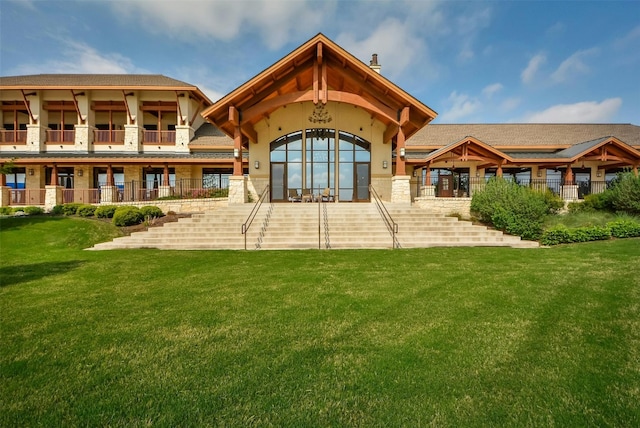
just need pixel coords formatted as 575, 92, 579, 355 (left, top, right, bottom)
614, 25, 640, 49
111, 0, 331, 50
337, 18, 427, 78
482, 83, 503, 98
551, 48, 598, 83
521, 53, 546, 84
522, 98, 622, 123
439, 91, 482, 123
500, 97, 521, 113
546, 22, 565, 36
10, 40, 144, 74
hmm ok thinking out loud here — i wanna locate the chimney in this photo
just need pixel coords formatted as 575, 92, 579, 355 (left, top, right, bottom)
369, 53, 381, 74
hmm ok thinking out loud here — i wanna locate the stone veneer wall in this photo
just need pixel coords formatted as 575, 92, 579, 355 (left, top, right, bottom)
414, 197, 472, 218
101, 197, 229, 214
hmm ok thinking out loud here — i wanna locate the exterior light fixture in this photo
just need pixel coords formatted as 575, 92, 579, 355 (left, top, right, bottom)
597, 170, 602, 177
475, 171, 480, 177
382, 160, 388, 169
254, 160, 260, 169
77, 169, 83, 177
28, 168, 34, 176
537, 169, 542, 177
400, 147, 406, 158
413, 170, 418, 177
233, 148, 240, 158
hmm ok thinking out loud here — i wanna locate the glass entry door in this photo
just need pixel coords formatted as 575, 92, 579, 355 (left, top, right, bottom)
270, 163, 287, 202
355, 163, 370, 201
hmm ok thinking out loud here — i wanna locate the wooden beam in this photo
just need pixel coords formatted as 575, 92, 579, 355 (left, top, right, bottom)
313, 61, 319, 105
233, 126, 242, 176
189, 98, 204, 125
175, 91, 185, 125
228, 105, 240, 127
399, 106, 410, 126
321, 61, 328, 104
241, 123, 258, 144
70, 90, 86, 124
317, 42, 323, 65
383, 123, 399, 145
20, 90, 37, 124
122, 91, 134, 124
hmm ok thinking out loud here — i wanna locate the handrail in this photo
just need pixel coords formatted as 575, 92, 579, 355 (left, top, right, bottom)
241, 185, 270, 250
369, 184, 399, 249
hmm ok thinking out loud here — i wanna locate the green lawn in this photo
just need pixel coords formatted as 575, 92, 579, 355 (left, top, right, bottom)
1, 216, 639, 427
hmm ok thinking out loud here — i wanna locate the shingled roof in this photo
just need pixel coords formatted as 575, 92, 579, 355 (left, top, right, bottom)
0, 74, 197, 88
409, 124, 640, 147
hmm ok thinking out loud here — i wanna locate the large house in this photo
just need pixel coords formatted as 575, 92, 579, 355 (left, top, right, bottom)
1, 34, 639, 211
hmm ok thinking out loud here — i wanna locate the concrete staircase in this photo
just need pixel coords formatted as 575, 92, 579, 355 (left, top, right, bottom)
88, 202, 538, 250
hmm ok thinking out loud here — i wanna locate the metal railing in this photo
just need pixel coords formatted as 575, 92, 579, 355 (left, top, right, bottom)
46, 130, 75, 143
0, 130, 27, 144
9, 189, 45, 206
422, 177, 612, 200
370, 184, 399, 249
62, 189, 101, 204
94, 129, 125, 144
143, 130, 176, 144
242, 185, 270, 250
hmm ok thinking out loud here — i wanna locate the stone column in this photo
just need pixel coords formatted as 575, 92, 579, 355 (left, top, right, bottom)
45, 185, 63, 211
0, 186, 11, 207
391, 175, 411, 204
228, 175, 247, 204
124, 125, 142, 152
74, 124, 91, 152
174, 125, 193, 153
561, 185, 579, 201
100, 186, 119, 203
420, 185, 436, 198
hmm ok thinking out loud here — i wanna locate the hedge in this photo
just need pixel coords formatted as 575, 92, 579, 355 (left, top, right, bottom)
112, 206, 143, 227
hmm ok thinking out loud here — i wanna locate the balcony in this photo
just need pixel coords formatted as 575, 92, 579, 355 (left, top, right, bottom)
47, 129, 75, 144
143, 130, 176, 145
0, 130, 27, 144
94, 129, 125, 144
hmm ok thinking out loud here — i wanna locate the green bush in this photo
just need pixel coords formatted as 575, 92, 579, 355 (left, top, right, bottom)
607, 172, 640, 215
95, 205, 118, 219
62, 203, 83, 216
541, 224, 611, 245
569, 192, 611, 213
607, 219, 640, 238
23, 206, 44, 215
471, 178, 553, 240
50, 205, 64, 215
76, 204, 97, 217
139, 205, 164, 219
0, 206, 13, 215
112, 206, 143, 227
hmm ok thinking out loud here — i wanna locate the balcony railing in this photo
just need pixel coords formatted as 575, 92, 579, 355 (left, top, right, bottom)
9, 189, 46, 206
422, 177, 611, 200
143, 130, 176, 144
62, 189, 101, 204
47, 130, 75, 143
94, 129, 125, 144
0, 130, 27, 144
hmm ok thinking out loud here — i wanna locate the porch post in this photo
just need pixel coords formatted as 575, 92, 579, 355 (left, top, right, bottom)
158, 162, 171, 198
228, 115, 247, 204
45, 164, 63, 211
420, 161, 435, 198
561, 163, 578, 201
101, 164, 118, 203
0, 169, 9, 207
391, 126, 411, 204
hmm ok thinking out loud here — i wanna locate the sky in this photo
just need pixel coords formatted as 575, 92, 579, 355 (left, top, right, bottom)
1, 0, 639, 125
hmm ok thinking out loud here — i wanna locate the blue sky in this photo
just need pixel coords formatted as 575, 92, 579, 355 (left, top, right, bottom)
1, 0, 639, 124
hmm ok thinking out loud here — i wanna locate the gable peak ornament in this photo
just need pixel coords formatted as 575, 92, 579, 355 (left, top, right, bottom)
308, 103, 332, 124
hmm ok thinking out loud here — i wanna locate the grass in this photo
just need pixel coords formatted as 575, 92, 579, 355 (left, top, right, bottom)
1, 216, 640, 427
544, 210, 639, 229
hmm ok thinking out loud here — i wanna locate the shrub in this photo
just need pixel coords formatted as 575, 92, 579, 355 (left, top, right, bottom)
23, 206, 45, 215
607, 172, 640, 215
50, 204, 64, 215
112, 206, 143, 227
471, 178, 553, 240
607, 219, 640, 238
0, 206, 13, 215
540, 224, 611, 245
139, 206, 164, 219
62, 203, 83, 216
95, 205, 118, 219
540, 225, 573, 246
76, 204, 97, 217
